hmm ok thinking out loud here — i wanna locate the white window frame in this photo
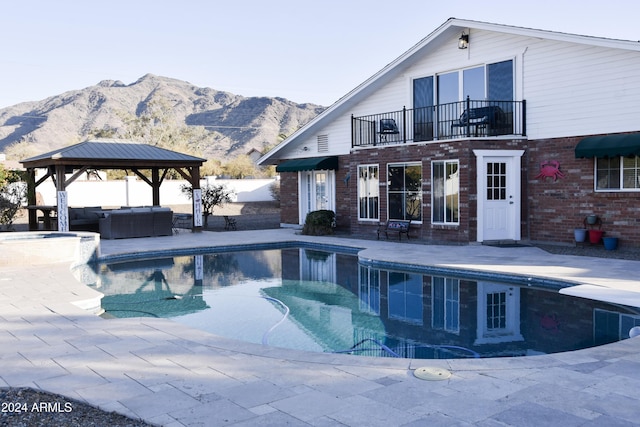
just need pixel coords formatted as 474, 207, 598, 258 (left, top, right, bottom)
358, 265, 380, 315
431, 277, 460, 334
386, 162, 422, 222
594, 156, 640, 192
431, 159, 460, 225
357, 164, 379, 221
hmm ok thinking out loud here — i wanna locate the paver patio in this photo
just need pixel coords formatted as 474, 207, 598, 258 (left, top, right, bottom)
1, 228, 640, 426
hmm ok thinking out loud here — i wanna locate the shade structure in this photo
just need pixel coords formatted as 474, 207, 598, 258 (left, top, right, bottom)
275, 156, 338, 172
575, 133, 640, 158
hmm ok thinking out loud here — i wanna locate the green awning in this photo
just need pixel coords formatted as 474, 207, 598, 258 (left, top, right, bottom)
575, 133, 640, 158
276, 156, 338, 172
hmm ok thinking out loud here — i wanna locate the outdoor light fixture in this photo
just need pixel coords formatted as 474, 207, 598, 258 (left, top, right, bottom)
458, 33, 469, 49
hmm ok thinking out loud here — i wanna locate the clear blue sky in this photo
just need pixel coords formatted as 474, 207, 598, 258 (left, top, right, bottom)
1, 0, 638, 109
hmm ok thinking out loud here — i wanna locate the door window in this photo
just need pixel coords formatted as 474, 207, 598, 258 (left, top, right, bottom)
486, 162, 507, 200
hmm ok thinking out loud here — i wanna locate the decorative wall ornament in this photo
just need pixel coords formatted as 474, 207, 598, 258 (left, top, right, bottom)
535, 160, 565, 181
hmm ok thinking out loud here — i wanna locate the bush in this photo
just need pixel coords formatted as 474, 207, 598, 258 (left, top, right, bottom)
0, 167, 26, 231
180, 183, 234, 228
302, 210, 335, 236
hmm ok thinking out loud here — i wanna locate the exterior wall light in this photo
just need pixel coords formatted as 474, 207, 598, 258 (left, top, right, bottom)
458, 33, 469, 49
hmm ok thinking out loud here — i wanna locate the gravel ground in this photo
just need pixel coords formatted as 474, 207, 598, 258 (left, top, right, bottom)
534, 243, 640, 261
0, 388, 152, 427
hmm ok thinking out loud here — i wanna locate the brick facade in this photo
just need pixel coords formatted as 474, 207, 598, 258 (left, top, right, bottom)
527, 136, 640, 247
278, 136, 640, 248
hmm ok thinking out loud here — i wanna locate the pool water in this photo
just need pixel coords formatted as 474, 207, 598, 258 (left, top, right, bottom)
89, 247, 640, 359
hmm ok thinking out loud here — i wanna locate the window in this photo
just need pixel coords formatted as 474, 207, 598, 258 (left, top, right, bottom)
358, 265, 380, 314
358, 165, 379, 220
387, 163, 422, 221
432, 277, 459, 333
388, 272, 423, 324
432, 160, 459, 224
414, 59, 514, 139
594, 309, 640, 345
413, 76, 434, 142
596, 156, 640, 191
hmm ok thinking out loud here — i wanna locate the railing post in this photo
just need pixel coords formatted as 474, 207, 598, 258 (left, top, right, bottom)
402, 106, 407, 144
521, 100, 526, 136
351, 114, 355, 147
465, 96, 471, 138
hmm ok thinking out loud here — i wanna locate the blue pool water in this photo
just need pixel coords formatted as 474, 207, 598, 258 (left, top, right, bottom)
88, 246, 640, 359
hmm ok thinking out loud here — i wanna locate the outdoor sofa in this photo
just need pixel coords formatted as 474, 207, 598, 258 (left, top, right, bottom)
99, 206, 173, 239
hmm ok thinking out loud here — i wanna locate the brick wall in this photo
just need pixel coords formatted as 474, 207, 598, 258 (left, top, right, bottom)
348, 139, 528, 243
279, 172, 299, 224
527, 136, 640, 247
278, 136, 640, 248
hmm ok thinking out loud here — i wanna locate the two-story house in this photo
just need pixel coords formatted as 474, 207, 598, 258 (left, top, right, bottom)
259, 18, 640, 247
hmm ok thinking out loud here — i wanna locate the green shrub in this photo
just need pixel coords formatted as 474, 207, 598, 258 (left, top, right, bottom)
302, 210, 335, 236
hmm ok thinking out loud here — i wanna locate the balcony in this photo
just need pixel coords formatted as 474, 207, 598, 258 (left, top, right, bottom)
352, 98, 526, 147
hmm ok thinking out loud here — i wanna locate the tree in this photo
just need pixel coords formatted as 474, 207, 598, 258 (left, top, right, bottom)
223, 155, 259, 179
0, 166, 27, 231
180, 183, 235, 228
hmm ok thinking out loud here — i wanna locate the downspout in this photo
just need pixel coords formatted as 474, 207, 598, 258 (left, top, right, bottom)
521, 46, 530, 243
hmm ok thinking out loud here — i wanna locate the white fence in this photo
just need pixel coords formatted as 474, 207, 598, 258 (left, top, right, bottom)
35, 177, 277, 207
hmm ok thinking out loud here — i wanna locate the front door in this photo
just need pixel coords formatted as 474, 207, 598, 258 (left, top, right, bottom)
474, 150, 524, 242
299, 170, 334, 224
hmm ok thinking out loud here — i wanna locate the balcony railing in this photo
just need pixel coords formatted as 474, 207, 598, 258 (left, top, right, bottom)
352, 98, 526, 147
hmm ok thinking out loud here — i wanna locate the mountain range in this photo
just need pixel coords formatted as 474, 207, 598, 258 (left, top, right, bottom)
0, 74, 324, 160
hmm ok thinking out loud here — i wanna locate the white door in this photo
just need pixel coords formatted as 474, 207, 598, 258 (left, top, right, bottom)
475, 282, 523, 345
299, 170, 334, 224
474, 150, 523, 242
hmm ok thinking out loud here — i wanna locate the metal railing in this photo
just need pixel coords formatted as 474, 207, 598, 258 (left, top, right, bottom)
352, 98, 526, 147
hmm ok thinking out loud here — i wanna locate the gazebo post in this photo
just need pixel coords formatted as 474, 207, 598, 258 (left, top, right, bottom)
190, 166, 202, 233
26, 169, 38, 231
151, 168, 161, 206
55, 165, 69, 232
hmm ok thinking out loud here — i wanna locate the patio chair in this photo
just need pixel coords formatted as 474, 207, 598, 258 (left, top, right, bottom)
224, 215, 237, 231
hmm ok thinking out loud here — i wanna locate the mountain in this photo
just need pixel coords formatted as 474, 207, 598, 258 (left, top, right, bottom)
0, 74, 325, 159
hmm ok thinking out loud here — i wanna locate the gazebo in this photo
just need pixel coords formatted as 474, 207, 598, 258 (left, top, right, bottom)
20, 139, 206, 232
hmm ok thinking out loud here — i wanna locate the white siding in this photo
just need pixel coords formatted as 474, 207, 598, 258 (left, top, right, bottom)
278, 27, 640, 158
347, 29, 640, 141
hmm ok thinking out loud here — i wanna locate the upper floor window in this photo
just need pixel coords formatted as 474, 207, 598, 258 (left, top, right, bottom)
387, 163, 422, 221
358, 165, 379, 220
596, 156, 640, 191
432, 160, 459, 224
414, 59, 513, 109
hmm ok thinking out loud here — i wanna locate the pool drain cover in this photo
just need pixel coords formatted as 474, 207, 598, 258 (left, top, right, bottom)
414, 366, 451, 381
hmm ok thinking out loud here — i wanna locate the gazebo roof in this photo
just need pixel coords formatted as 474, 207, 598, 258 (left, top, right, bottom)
21, 139, 205, 169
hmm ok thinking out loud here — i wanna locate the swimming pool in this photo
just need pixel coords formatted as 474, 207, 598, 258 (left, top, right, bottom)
88, 245, 640, 359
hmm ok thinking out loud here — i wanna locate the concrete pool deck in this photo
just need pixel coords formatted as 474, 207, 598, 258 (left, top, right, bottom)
1, 228, 640, 426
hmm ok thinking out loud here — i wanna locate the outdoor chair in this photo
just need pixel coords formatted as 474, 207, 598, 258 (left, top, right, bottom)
224, 215, 237, 231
